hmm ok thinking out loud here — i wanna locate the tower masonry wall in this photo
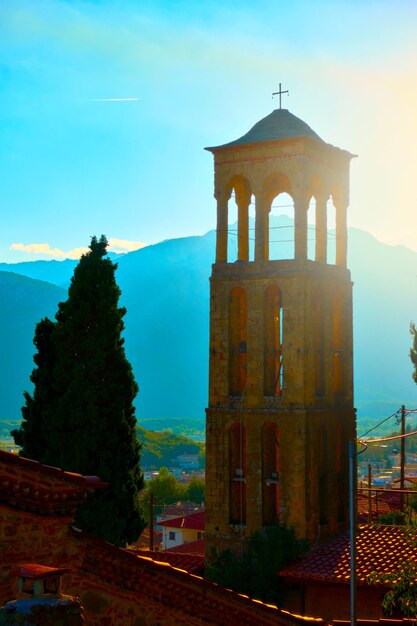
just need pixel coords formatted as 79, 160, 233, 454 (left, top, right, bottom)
205, 109, 356, 561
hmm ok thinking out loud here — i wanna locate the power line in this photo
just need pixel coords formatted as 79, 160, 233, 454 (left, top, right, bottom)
358, 407, 417, 440
358, 411, 399, 439
360, 429, 417, 445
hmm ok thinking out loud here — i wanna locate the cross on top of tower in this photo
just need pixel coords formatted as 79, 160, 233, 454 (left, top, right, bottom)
272, 83, 289, 109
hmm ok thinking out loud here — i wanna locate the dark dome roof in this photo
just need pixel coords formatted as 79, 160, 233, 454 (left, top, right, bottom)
211, 109, 323, 149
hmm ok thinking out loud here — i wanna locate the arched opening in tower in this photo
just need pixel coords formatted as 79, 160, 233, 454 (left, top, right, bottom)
327, 199, 337, 264
226, 175, 252, 263
227, 194, 239, 263
229, 422, 247, 525
229, 287, 247, 396
336, 421, 345, 523
262, 422, 280, 525
319, 424, 328, 526
264, 285, 283, 397
314, 289, 325, 397
268, 191, 295, 260
333, 290, 343, 396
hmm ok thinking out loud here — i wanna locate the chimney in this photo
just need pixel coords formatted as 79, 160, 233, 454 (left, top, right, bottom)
0, 564, 84, 625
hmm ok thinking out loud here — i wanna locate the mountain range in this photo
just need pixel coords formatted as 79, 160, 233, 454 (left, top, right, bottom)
1, 217, 416, 429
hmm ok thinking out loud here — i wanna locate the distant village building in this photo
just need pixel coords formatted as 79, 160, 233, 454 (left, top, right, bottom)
160, 510, 205, 551
156, 501, 203, 529
175, 453, 199, 469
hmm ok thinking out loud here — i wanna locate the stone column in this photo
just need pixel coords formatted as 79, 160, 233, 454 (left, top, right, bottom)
255, 193, 268, 261
335, 198, 348, 267
294, 194, 308, 261
237, 197, 250, 261
216, 193, 229, 263
315, 194, 328, 263
264, 200, 271, 261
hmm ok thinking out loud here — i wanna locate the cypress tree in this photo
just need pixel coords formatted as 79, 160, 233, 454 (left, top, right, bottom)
12, 317, 56, 459
13, 235, 144, 546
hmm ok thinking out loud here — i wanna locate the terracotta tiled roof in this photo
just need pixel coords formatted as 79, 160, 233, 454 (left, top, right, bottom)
279, 525, 417, 586
159, 510, 205, 530
72, 527, 323, 625
0, 450, 106, 488
393, 477, 417, 485
133, 549, 204, 575
15, 564, 70, 580
168, 539, 205, 555
357, 492, 399, 521
0, 450, 107, 515
333, 620, 413, 626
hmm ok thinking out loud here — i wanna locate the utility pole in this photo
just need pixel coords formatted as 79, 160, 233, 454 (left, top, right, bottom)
349, 439, 357, 626
150, 493, 154, 551
401, 405, 406, 511
368, 464, 372, 524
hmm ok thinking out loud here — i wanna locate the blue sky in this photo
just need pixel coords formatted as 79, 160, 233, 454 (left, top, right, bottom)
1, 0, 416, 261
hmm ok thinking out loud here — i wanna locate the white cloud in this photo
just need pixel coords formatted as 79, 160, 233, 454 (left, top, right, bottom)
10, 238, 148, 259
10, 242, 89, 259
108, 238, 147, 253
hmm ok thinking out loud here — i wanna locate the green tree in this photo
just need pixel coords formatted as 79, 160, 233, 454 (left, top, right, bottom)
147, 467, 187, 502
12, 235, 144, 546
12, 317, 55, 459
186, 476, 205, 504
207, 525, 307, 605
139, 467, 187, 524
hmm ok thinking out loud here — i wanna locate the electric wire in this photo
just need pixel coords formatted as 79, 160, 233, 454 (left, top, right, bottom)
358, 411, 399, 439
360, 429, 417, 445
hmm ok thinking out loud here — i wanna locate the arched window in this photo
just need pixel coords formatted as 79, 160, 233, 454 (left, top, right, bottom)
226, 175, 252, 263
336, 422, 345, 523
262, 422, 280, 525
314, 290, 325, 397
268, 191, 295, 261
229, 287, 247, 396
319, 424, 327, 525
333, 291, 343, 395
229, 422, 247, 524
264, 286, 283, 396
327, 199, 337, 264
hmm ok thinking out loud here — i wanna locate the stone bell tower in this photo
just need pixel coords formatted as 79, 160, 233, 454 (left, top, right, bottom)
204, 107, 356, 557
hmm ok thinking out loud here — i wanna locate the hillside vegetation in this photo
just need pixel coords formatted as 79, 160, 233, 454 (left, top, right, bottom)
136, 425, 204, 469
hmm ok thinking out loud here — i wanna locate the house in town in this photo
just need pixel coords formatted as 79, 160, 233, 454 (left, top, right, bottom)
160, 510, 205, 551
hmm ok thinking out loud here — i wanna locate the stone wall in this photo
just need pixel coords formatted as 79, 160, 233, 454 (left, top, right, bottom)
206, 260, 355, 553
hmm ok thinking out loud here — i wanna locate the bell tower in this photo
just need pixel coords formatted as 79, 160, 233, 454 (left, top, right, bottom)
205, 108, 356, 556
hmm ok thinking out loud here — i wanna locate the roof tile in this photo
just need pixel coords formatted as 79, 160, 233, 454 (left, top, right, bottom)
279, 525, 416, 586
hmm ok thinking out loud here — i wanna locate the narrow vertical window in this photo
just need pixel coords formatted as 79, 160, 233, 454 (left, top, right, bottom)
333, 291, 343, 395
229, 422, 246, 524
319, 425, 327, 525
262, 422, 280, 525
314, 291, 325, 397
264, 286, 283, 396
336, 422, 344, 523
229, 288, 247, 396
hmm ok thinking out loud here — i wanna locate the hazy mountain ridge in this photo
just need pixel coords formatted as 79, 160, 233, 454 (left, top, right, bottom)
0, 271, 66, 420
1, 221, 416, 428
